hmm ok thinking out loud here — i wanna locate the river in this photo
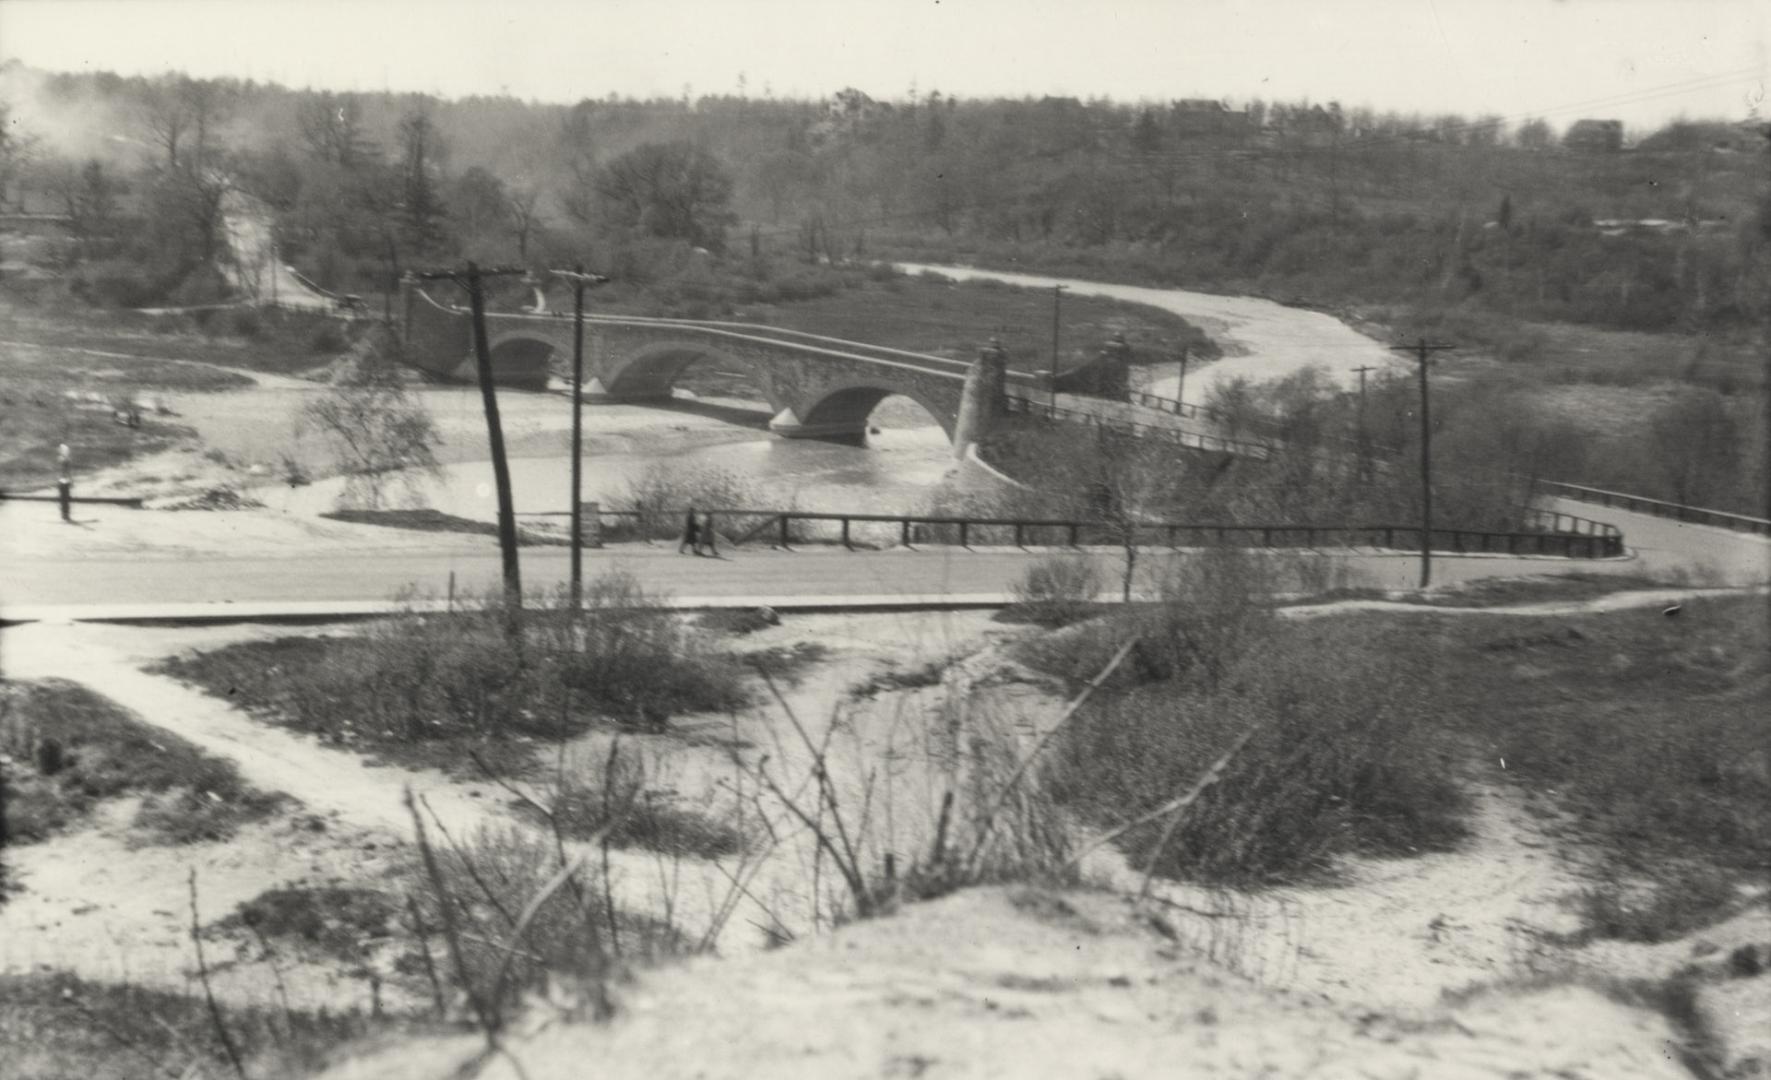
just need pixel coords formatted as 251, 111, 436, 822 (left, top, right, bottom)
894, 262, 1399, 406
163, 264, 1400, 521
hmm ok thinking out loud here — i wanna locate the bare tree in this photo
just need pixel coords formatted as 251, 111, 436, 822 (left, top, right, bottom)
506, 180, 545, 260
136, 75, 193, 170
301, 330, 443, 509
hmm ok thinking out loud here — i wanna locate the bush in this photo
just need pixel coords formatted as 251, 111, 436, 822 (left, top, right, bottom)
539, 744, 747, 859
151, 576, 752, 776
406, 824, 683, 1025
230, 306, 264, 339
1046, 615, 1466, 886
613, 462, 768, 542
1002, 556, 1102, 627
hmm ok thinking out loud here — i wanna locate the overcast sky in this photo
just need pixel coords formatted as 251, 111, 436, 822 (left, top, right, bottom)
2, 0, 1764, 126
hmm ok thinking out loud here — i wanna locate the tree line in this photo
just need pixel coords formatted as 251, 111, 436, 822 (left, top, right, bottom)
3, 65, 1765, 341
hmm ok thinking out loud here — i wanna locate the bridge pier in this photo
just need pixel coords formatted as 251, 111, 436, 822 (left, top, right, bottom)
573, 376, 673, 405
768, 407, 869, 445
952, 338, 1009, 459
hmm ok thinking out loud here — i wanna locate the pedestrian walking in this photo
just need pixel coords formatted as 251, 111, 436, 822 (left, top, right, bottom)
678, 507, 700, 555
696, 511, 717, 557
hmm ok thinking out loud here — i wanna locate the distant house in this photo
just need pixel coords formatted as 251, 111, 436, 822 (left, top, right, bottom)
1563, 119, 1624, 153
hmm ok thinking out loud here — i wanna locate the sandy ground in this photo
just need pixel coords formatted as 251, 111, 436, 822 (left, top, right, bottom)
0, 611, 1008, 999
7, 599, 1766, 1076
313, 886, 1700, 1080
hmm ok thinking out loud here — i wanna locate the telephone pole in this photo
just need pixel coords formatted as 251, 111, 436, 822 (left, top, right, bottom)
1050, 284, 1067, 413
1389, 340, 1454, 588
548, 265, 612, 610
1351, 364, 1377, 482
414, 262, 528, 608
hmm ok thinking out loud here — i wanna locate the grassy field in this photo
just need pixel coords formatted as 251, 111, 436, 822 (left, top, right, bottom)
753, 271, 1218, 374
0, 678, 283, 845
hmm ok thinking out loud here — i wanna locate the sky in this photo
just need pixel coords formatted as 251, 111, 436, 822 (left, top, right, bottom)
1, 0, 1765, 127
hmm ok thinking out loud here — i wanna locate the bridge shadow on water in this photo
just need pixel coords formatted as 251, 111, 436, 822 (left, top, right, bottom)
644, 394, 774, 431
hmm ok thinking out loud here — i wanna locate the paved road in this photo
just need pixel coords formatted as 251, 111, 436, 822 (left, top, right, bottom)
4, 496, 1763, 619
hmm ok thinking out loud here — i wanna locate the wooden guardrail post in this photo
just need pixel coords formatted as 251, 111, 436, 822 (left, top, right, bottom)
901, 519, 912, 548
778, 514, 791, 550
840, 517, 851, 550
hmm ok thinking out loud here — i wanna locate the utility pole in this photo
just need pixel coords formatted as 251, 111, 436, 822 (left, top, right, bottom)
1390, 340, 1454, 588
1352, 363, 1377, 483
549, 265, 612, 611
415, 262, 528, 608
1050, 284, 1067, 413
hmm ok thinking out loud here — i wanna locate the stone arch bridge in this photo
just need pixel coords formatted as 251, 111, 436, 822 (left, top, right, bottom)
397, 282, 1244, 459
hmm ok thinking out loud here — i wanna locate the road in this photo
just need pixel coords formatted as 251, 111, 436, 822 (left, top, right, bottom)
219, 190, 334, 309
894, 262, 1401, 408
5, 498, 1765, 620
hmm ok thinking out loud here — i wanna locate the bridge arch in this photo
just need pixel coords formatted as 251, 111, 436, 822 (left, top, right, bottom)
785, 378, 958, 444
601, 340, 776, 405
485, 333, 558, 390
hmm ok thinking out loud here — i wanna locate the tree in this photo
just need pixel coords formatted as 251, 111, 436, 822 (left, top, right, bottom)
298, 92, 372, 168
505, 180, 545, 261
136, 75, 192, 169
556, 100, 600, 227
0, 100, 39, 212
1515, 117, 1555, 150
301, 331, 442, 510
448, 166, 513, 256
1131, 107, 1163, 154
594, 141, 736, 250
52, 159, 120, 260
398, 101, 449, 251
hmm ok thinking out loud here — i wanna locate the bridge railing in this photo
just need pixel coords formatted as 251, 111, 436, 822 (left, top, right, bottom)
1535, 479, 1771, 537
705, 507, 1624, 559
1002, 391, 1275, 458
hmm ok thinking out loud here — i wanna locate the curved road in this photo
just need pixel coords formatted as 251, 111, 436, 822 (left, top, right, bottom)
4, 498, 1765, 622
895, 263, 1400, 408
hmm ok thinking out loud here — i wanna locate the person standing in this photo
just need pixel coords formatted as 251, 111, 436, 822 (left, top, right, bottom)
56, 442, 72, 523
678, 507, 700, 555
696, 511, 717, 557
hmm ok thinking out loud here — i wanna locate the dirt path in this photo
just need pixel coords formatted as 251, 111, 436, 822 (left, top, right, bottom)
0, 611, 1005, 978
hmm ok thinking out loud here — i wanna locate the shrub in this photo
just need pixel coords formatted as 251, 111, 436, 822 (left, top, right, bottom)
405, 823, 686, 1025
1047, 616, 1466, 886
1002, 556, 1102, 627
151, 577, 751, 776
613, 462, 767, 541
230, 306, 264, 339
309, 321, 349, 354
1575, 865, 1743, 944
538, 744, 747, 858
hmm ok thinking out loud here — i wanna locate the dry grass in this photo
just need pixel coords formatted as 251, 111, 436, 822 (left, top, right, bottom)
0, 971, 390, 1080
150, 577, 753, 777
0, 678, 283, 846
